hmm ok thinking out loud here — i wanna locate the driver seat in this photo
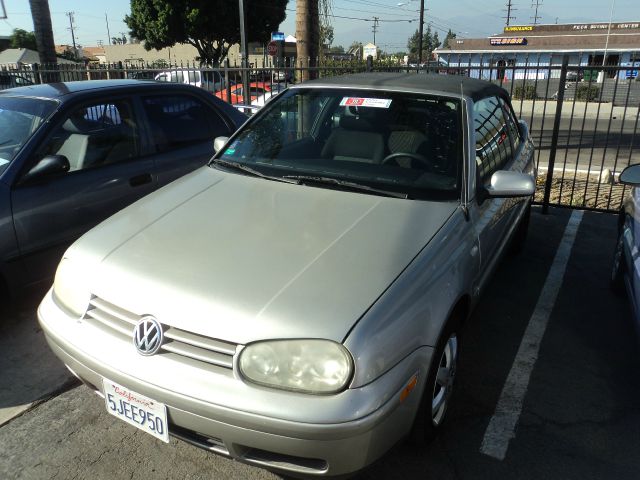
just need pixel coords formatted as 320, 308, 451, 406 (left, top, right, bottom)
321, 116, 385, 164
387, 130, 429, 168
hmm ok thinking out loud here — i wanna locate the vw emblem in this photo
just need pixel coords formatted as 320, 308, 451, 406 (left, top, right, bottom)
133, 316, 163, 356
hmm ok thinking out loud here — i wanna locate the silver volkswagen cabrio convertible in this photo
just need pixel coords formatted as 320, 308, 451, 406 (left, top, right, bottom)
39, 73, 535, 478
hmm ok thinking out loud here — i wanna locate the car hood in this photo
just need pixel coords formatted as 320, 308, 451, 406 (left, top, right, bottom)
69, 167, 457, 345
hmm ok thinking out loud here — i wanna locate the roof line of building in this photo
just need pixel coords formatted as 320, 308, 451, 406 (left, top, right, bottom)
492, 33, 640, 39
435, 48, 640, 54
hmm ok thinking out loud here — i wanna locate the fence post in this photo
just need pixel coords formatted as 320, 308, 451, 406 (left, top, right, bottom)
366, 55, 373, 72
542, 53, 569, 214
225, 59, 232, 104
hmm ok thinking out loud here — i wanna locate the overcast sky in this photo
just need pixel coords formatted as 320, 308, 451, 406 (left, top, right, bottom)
1, 0, 639, 53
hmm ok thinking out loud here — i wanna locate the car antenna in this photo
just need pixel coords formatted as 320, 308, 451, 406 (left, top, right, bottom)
460, 80, 470, 221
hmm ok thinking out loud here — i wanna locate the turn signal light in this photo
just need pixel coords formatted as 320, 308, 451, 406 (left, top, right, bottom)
399, 374, 418, 402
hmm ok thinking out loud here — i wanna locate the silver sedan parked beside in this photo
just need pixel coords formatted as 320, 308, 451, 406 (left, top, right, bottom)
39, 73, 535, 478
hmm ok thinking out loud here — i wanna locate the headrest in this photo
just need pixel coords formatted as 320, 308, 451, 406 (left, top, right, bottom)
62, 116, 89, 134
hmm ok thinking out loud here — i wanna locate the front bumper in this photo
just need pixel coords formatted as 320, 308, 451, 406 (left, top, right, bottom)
38, 289, 434, 477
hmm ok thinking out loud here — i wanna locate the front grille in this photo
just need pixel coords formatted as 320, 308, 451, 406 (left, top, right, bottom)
83, 296, 238, 370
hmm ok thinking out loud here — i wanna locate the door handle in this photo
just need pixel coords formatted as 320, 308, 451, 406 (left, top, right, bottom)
129, 173, 152, 187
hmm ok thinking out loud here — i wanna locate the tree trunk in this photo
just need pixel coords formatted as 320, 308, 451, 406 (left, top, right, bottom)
29, 0, 58, 82
296, 0, 319, 81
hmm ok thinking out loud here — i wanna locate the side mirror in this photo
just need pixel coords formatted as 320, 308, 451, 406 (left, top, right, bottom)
619, 164, 640, 186
21, 155, 70, 184
485, 170, 535, 198
213, 136, 229, 153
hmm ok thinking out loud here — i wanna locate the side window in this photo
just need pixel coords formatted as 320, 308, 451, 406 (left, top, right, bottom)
37, 100, 139, 172
170, 71, 184, 83
499, 97, 522, 151
142, 95, 230, 153
473, 96, 513, 184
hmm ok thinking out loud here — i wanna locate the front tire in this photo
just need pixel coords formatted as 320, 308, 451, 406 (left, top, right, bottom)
409, 317, 460, 444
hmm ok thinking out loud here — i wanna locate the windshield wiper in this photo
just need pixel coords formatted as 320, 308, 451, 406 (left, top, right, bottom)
283, 175, 409, 199
210, 158, 298, 184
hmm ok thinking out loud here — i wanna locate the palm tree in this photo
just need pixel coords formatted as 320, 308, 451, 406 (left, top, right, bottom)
28, 0, 57, 76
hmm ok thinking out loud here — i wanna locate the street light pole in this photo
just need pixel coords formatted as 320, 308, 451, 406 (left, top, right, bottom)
417, 0, 425, 69
239, 0, 250, 105
597, 0, 616, 83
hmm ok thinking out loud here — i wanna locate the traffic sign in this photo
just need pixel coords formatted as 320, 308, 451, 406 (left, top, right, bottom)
267, 41, 278, 56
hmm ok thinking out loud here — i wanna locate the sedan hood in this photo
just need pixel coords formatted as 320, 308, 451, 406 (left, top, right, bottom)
69, 167, 457, 344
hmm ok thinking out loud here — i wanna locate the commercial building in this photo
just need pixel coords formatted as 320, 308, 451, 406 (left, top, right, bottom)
434, 22, 640, 81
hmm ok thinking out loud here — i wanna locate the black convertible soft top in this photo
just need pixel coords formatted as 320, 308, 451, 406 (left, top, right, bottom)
298, 72, 509, 102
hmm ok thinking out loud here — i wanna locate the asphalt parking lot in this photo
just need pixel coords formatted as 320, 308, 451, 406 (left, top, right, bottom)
0, 206, 638, 480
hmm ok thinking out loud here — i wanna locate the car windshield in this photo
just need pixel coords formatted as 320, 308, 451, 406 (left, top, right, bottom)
0, 96, 57, 174
214, 88, 463, 200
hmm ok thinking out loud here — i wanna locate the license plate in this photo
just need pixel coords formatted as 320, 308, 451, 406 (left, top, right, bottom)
102, 379, 169, 443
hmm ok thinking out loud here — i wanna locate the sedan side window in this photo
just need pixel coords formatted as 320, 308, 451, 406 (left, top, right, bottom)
499, 97, 522, 152
37, 100, 139, 172
474, 96, 513, 184
142, 95, 231, 153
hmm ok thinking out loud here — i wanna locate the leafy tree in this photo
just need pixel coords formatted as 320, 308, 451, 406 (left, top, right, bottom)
57, 46, 77, 61
443, 29, 457, 48
125, 0, 287, 66
320, 24, 334, 48
151, 59, 169, 68
9, 29, 37, 50
329, 45, 344, 54
407, 26, 442, 62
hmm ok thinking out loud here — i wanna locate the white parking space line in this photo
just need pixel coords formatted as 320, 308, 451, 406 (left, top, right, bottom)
480, 210, 584, 461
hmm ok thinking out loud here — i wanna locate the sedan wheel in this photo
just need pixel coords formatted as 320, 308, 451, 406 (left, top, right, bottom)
409, 320, 461, 445
432, 334, 458, 426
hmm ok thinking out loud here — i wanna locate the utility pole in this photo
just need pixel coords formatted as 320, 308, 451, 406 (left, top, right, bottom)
530, 0, 542, 25
372, 16, 379, 45
503, 0, 516, 26
66, 11, 77, 60
418, 0, 425, 67
105, 13, 111, 45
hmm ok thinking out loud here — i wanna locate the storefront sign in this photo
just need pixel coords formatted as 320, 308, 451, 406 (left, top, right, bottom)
572, 22, 639, 30
504, 26, 533, 32
490, 37, 528, 46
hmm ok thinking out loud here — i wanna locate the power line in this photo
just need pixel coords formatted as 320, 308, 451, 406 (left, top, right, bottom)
503, 0, 517, 26
531, 0, 542, 25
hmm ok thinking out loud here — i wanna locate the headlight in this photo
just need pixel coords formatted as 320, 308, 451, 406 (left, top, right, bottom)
239, 339, 353, 394
52, 258, 90, 317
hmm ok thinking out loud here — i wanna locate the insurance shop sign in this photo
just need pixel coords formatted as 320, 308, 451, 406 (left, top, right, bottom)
490, 37, 528, 46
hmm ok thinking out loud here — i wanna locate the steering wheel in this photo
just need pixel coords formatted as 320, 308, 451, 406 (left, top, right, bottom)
382, 152, 433, 170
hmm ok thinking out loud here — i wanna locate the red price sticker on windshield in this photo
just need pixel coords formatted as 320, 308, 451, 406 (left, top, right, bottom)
340, 97, 392, 108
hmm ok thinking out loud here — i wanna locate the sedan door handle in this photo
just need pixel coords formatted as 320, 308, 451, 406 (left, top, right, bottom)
129, 173, 153, 187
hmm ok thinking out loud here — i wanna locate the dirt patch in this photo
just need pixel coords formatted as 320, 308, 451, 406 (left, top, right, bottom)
535, 171, 629, 210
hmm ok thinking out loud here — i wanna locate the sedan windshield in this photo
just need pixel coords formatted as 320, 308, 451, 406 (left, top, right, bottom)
0, 96, 57, 174
214, 88, 463, 200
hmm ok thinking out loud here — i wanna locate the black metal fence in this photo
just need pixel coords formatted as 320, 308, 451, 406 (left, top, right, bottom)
1, 55, 639, 213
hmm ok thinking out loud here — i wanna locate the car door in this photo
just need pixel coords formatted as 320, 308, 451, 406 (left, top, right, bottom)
10, 97, 156, 285
140, 93, 234, 186
469, 95, 520, 286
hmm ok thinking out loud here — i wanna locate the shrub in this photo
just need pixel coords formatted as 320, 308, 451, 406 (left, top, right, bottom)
512, 84, 538, 100
575, 84, 600, 101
